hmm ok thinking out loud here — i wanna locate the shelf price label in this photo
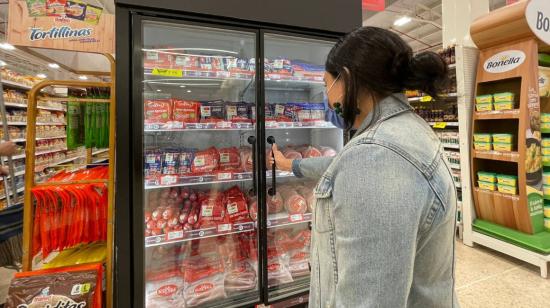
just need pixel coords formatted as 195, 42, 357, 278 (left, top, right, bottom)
420, 95, 433, 102
152, 68, 183, 78
433, 122, 447, 129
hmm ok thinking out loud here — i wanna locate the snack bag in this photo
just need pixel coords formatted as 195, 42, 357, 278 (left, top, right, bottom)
6, 263, 103, 308
84, 4, 102, 25
65, 0, 86, 20
46, 0, 66, 16
26, 0, 47, 16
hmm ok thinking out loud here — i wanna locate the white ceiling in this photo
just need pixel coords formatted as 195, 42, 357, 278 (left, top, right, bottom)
362, 0, 508, 52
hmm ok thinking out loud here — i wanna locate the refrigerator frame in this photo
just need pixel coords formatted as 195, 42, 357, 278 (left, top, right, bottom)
115, 6, 342, 308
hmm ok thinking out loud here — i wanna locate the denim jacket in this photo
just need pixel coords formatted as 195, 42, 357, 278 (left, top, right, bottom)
292, 94, 458, 308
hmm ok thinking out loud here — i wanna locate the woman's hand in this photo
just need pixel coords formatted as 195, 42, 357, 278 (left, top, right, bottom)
0, 141, 17, 157
269, 143, 293, 172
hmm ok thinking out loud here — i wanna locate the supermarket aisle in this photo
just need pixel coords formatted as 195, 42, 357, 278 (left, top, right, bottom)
455, 242, 550, 308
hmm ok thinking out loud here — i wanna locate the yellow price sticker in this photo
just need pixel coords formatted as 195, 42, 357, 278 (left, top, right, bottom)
420, 95, 433, 102
433, 122, 447, 129
152, 68, 183, 78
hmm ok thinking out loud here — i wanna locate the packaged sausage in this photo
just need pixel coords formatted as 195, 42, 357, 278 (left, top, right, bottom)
145, 150, 163, 178
225, 103, 251, 123
6, 263, 103, 308
224, 186, 249, 222
173, 100, 201, 123
161, 149, 180, 175
200, 102, 225, 123
218, 147, 241, 171
145, 99, 172, 124
177, 149, 195, 175
145, 269, 186, 308
191, 147, 219, 174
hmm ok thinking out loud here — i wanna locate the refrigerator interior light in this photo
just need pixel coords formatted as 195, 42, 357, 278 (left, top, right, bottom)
186, 90, 192, 93
48, 63, 60, 69
394, 16, 412, 26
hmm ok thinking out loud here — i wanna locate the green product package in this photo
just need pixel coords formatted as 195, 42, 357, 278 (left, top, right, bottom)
67, 99, 84, 150
539, 53, 550, 67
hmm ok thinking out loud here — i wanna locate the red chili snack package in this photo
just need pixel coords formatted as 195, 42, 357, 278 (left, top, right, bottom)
6, 263, 103, 308
173, 99, 201, 123
218, 147, 241, 171
145, 99, 172, 124
191, 147, 219, 174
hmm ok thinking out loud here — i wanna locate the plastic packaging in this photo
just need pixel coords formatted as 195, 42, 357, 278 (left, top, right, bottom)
473, 134, 492, 143
475, 94, 493, 104
493, 143, 513, 152
475, 103, 493, 112
478, 181, 496, 191
497, 174, 518, 187
493, 101, 515, 111
492, 134, 514, 144
497, 184, 517, 195
478, 172, 497, 183
474, 142, 491, 151
493, 92, 515, 103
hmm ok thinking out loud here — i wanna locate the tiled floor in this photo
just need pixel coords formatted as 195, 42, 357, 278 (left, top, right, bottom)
455, 241, 550, 308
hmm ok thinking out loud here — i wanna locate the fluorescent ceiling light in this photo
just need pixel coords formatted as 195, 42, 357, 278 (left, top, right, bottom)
186, 90, 192, 93
78, 75, 88, 80
48, 63, 60, 69
156, 89, 161, 92
394, 16, 412, 26
36, 73, 47, 79
0, 60, 7, 67
179, 85, 186, 88
0, 43, 15, 50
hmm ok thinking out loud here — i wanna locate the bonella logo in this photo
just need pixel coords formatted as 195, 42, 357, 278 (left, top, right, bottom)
526, 0, 550, 45
484, 50, 526, 73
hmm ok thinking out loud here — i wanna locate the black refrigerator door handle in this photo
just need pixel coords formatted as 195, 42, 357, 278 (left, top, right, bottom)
267, 136, 276, 196
247, 135, 257, 195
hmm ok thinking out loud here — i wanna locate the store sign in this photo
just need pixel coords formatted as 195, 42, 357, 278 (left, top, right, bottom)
7, 0, 114, 54
483, 50, 526, 73
526, 0, 550, 45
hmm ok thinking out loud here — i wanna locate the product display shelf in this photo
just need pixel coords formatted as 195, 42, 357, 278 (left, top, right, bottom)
463, 1, 550, 278
21, 54, 116, 308
267, 212, 312, 229
474, 109, 521, 120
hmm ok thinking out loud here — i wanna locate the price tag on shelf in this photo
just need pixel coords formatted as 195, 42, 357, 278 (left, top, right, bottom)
420, 95, 433, 102
167, 230, 183, 241
217, 173, 232, 180
433, 122, 447, 129
151, 68, 183, 78
218, 224, 232, 232
160, 175, 178, 186
289, 214, 304, 222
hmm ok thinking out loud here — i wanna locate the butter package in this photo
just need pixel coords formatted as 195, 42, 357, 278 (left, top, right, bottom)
493, 143, 513, 151
478, 171, 497, 183
540, 66, 550, 97
474, 142, 491, 151
478, 181, 496, 191
473, 134, 492, 143
545, 218, 550, 231
475, 103, 493, 112
543, 148, 550, 156
544, 156, 550, 164
542, 138, 550, 147
493, 92, 515, 103
493, 101, 515, 111
492, 134, 514, 144
475, 94, 493, 104
497, 174, 517, 186
544, 172, 550, 185
545, 185, 550, 196
544, 205, 550, 218
542, 113, 550, 123
498, 184, 517, 195
542, 122, 550, 130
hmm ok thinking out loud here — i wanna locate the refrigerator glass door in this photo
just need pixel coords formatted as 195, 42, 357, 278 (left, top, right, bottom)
141, 20, 260, 307
263, 33, 342, 301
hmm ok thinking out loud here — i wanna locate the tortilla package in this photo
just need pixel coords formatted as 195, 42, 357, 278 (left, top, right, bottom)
5, 263, 103, 308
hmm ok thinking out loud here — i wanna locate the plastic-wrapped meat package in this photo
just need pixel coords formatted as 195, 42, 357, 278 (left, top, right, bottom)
299, 145, 322, 158
283, 147, 302, 160
199, 192, 226, 222
267, 247, 293, 287
288, 249, 310, 278
248, 196, 257, 221
173, 100, 201, 123
200, 102, 225, 123
296, 186, 315, 213
291, 230, 312, 250
181, 253, 226, 307
145, 99, 172, 123
225, 103, 251, 123
319, 146, 338, 157
191, 147, 219, 174
145, 150, 162, 179
177, 149, 195, 175
224, 186, 249, 222
217, 235, 244, 265
145, 270, 186, 308
224, 259, 257, 293
267, 190, 284, 213
279, 187, 308, 215
162, 149, 180, 175
239, 146, 253, 172
218, 147, 241, 171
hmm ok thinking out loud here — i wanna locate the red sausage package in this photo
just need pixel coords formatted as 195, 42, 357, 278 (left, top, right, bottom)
145, 269, 186, 308
225, 103, 252, 123
173, 99, 201, 123
266, 247, 293, 287
145, 99, 172, 123
267, 191, 284, 214
199, 192, 226, 222
218, 147, 241, 171
279, 186, 308, 215
177, 149, 195, 175
298, 145, 322, 158
224, 259, 257, 293
239, 146, 253, 172
191, 147, 219, 174
181, 254, 226, 307
224, 186, 249, 222
161, 149, 180, 175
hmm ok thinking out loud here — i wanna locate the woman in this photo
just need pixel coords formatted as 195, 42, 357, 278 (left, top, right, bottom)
271, 27, 458, 307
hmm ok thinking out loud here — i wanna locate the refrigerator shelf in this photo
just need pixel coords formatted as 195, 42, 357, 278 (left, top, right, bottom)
267, 212, 312, 228
145, 171, 295, 189
144, 121, 337, 132
144, 220, 255, 247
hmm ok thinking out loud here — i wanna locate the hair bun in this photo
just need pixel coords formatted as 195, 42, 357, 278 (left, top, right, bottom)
405, 51, 450, 98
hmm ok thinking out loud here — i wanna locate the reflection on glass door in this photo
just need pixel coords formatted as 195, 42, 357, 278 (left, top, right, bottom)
263, 33, 342, 299
141, 21, 259, 307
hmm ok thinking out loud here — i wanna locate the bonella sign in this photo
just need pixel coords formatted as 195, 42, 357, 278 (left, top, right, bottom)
484, 50, 526, 73
526, 0, 550, 45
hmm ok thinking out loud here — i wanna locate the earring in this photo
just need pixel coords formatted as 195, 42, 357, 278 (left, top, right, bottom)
333, 103, 343, 116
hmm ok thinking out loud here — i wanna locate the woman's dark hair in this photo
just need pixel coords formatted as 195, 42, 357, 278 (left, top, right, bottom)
325, 26, 450, 129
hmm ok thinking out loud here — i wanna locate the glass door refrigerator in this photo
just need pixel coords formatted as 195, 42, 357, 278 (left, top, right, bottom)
115, 2, 359, 307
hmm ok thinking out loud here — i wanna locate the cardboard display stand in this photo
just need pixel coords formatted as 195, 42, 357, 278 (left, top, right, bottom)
470, 0, 550, 252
